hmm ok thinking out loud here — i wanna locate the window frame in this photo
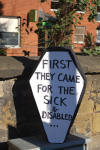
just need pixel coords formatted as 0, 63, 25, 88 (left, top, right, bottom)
74, 26, 85, 44
50, 0, 59, 11
96, 29, 100, 43
96, 6, 100, 22
96, 12, 100, 22
0, 16, 20, 48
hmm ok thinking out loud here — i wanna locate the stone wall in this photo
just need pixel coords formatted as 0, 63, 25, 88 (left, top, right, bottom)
0, 56, 100, 142
71, 56, 100, 137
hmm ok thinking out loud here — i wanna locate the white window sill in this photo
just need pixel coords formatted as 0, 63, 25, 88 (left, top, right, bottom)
0, 45, 21, 48
96, 20, 100, 22
74, 42, 84, 44
96, 41, 100, 43
50, 9, 58, 12
76, 11, 85, 14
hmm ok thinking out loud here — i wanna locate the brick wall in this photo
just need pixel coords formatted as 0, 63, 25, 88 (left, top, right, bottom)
0, 0, 54, 56
72, 12, 100, 52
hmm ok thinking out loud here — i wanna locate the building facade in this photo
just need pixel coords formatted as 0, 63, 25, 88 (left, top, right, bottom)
0, 0, 100, 56
72, 7, 100, 52
0, 0, 55, 56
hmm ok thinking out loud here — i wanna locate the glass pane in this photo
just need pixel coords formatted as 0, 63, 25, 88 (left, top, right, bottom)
51, 1, 59, 9
97, 6, 100, 12
74, 35, 84, 43
0, 32, 18, 46
97, 35, 100, 41
97, 30, 100, 35
96, 13, 100, 21
75, 26, 85, 34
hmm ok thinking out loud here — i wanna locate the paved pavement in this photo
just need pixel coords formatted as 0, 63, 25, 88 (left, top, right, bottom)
0, 135, 100, 150
88, 135, 100, 150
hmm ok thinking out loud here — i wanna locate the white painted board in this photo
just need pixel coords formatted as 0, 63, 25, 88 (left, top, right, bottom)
30, 48, 86, 143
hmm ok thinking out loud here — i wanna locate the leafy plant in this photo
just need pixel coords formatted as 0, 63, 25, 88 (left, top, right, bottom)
93, 46, 100, 55
83, 46, 100, 56
84, 32, 94, 48
41, 0, 46, 2
83, 48, 93, 56
0, 48, 6, 56
82, 33, 100, 56
37, 0, 100, 50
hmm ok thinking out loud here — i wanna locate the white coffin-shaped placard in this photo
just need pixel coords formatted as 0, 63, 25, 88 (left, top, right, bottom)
29, 47, 86, 143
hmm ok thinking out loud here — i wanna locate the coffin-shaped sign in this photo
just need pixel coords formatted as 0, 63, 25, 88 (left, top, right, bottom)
29, 47, 86, 143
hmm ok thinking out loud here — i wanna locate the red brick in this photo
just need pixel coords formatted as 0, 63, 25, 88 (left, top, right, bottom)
0, 0, 54, 56
0, 0, 99, 55
72, 12, 100, 52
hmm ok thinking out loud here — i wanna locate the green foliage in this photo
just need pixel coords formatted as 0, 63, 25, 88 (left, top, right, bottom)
84, 32, 94, 48
83, 48, 93, 56
87, 0, 100, 21
83, 46, 100, 56
37, 0, 99, 49
82, 32, 100, 56
41, 0, 46, 2
76, 0, 88, 12
93, 46, 100, 55
0, 48, 6, 56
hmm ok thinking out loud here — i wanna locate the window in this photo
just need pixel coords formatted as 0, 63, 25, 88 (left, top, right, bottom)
96, 6, 100, 22
96, 29, 100, 43
41, 0, 46, 2
0, 17, 20, 48
29, 10, 37, 22
74, 26, 85, 44
51, 0, 59, 11
76, 0, 86, 13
